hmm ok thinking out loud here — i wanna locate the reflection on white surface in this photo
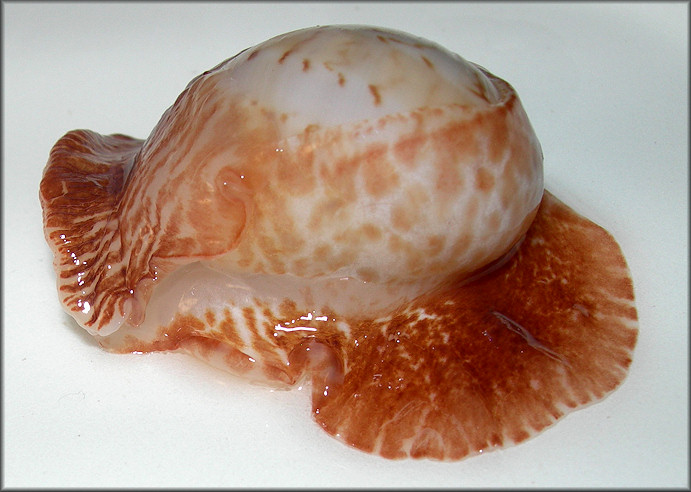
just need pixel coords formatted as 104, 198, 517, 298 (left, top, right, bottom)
3, 2, 688, 488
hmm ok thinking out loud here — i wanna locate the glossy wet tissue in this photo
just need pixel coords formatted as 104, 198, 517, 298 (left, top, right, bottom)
39, 25, 638, 460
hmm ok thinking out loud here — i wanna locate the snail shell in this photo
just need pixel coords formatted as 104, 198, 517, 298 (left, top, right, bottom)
39, 25, 637, 460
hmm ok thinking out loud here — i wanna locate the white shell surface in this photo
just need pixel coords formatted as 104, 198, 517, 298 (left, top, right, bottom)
210, 25, 501, 137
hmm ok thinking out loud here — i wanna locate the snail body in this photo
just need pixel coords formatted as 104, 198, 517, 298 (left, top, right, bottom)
40, 25, 637, 460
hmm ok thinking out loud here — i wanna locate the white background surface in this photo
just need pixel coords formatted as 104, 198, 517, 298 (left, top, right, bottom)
3, 2, 688, 488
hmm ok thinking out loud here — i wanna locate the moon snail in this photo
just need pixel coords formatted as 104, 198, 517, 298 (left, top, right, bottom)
39, 25, 638, 460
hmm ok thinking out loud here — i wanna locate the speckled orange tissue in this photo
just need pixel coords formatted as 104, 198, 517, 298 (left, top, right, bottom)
39, 25, 637, 460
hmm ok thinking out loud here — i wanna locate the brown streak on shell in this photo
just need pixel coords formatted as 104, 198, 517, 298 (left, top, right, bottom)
368, 84, 382, 106
421, 55, 434, 69
278, 49, 293, 64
